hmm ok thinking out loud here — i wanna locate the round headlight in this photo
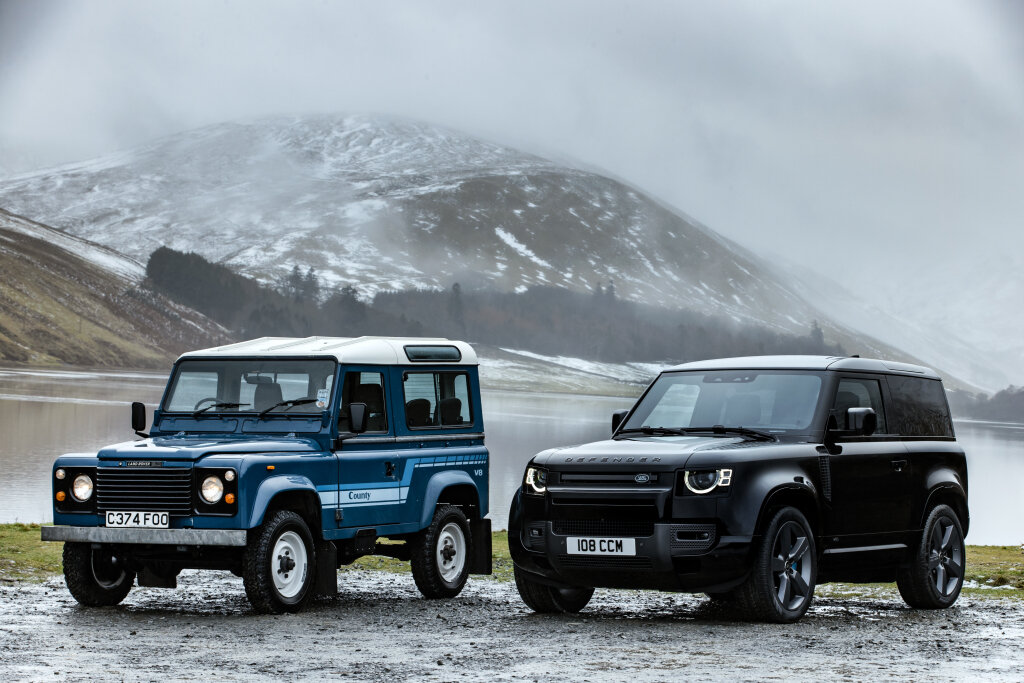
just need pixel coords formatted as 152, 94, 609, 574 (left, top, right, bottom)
525, 466, 548, 495
71, 474, 93, 502
684, 470, 720, 494
201, 476, 224, 504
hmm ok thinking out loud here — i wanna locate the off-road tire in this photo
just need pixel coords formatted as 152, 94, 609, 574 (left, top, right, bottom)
243, 510, 317, 614
897, 504, 965, 609
735, 506, 817, 623
514, 565, 594, 614
62, 542, 135, 607
411, 505, 472, 599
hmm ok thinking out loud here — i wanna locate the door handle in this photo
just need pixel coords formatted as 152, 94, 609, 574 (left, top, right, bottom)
385, 461, 396, 478
891, 459, 908, 473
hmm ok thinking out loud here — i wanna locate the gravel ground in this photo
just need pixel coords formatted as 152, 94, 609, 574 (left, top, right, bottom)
1, 571, 1022, 681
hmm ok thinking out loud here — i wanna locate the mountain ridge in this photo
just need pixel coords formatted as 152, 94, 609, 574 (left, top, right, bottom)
0, 114, 981, 390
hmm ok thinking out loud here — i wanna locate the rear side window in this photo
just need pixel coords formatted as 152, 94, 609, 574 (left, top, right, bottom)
403, 372, 473, 428
886, 376, 954, 437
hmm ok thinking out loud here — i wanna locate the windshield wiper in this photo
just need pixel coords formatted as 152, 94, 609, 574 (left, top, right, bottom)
688, 425, 777, 442
193, 402, 247, 418
258, 398, 318, 419
616, 426, 691, 437
616, 425, 776, 441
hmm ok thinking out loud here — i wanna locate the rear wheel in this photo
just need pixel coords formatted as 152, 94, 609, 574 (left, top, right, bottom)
897, 504, 965, 609
243, 510, 317, 614
411, 505, 472, 599
63, 543, 135, 606
735, 506, 817, 623
514, 565, 594, 614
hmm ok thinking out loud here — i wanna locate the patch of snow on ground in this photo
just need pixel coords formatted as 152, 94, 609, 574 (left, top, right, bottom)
494, 227, 552, 269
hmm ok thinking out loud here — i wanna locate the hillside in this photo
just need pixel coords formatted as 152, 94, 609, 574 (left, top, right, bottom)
0, 209, 231, 367
0, 114, 974, 386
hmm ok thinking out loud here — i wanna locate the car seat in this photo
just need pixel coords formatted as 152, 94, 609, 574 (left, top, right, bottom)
406, 398, 433, 427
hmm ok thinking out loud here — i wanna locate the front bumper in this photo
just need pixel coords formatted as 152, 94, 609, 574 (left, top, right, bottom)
41, 526, 247, 547
512, 519, 753, 592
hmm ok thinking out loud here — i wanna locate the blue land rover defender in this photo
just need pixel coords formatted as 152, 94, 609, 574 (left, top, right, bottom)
43, 337, 491, 613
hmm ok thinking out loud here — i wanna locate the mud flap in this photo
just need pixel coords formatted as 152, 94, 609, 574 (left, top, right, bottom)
315, 541, 338, 598
469, 518, 492, 575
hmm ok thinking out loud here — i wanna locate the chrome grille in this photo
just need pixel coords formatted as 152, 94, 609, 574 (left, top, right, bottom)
96, 467, 193, 515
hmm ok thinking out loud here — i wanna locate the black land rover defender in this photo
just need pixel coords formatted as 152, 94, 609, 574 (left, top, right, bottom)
509, 356, 968, 622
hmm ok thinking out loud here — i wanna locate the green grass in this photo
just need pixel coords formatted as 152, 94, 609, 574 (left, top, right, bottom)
5, 524, 1019, 599
0, 524, 63, 582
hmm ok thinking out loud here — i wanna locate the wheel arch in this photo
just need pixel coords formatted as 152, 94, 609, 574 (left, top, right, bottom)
250, 475, 322, 538
418, 470, 481, 528
754, 484, 821, 538
921, 485, 969, 536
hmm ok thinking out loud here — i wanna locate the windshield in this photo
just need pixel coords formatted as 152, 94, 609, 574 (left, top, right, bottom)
163, 359, 337, 415
622, 370, 824, 434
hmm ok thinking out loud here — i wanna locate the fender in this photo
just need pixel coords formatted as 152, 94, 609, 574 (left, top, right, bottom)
740, 462, 820, 537
921, 471, 969, 534
248, 474, 319, 528
418, 469, 478, 529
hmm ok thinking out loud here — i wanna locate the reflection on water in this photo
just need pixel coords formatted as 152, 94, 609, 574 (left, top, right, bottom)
1, 366, 1020, 543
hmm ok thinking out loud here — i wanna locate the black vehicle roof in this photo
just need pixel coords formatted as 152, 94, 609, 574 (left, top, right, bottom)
665, 355, 941, 380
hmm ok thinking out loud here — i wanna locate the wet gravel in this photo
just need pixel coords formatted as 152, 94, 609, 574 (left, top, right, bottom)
1, 571, 1022, 681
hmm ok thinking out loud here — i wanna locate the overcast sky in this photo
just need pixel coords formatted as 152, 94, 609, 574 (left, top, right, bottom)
1, 0, 1022, 303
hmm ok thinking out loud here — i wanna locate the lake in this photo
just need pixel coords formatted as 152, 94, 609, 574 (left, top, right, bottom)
1, 365, 1020, 545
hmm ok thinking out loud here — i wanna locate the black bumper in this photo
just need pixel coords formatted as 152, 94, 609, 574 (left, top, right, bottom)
509, 491, 754, 593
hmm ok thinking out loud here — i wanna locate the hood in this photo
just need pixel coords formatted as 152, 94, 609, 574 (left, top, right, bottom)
532, 435, 755, 470
96, 436, 321, 462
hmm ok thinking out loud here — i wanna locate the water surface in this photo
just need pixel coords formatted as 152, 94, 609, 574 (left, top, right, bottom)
0, 366, 1019, 544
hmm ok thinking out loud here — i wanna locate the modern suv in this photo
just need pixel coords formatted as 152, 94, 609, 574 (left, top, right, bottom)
509, 356, 968, 622
43, 336, 491, 613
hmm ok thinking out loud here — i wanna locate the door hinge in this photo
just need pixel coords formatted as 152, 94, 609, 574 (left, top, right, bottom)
335, 509, 343, 523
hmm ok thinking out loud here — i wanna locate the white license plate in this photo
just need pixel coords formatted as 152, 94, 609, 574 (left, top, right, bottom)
105, 511, 169, 529
567, 536, 637, 556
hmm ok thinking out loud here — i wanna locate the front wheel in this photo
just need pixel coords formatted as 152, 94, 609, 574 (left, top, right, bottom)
735, 506, 817, 623
411, 505, 472, 598
243, 510, 317, 614
514, 565, 594, 613
62, 543, 135, 606
897, 504, 965, 609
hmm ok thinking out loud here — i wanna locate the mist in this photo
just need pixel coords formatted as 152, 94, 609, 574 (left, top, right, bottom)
1, 0, 1022, 381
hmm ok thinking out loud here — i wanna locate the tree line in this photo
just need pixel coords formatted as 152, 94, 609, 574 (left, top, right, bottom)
146, 246, 844, 365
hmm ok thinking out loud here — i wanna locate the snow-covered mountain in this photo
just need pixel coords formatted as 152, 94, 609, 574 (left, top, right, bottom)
0, 114, 977, 386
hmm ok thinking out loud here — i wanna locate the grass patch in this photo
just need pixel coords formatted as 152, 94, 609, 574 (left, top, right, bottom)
3, 524, 1019, 598
0, 524, 63, 582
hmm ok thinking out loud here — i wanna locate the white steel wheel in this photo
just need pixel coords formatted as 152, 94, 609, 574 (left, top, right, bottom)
436, 522, 467, 584
272, 530, 308, 599
411, 504, 472, 598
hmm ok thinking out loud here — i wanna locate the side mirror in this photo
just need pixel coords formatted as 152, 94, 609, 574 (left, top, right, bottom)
131, 401, 148, 437
349, 402, 368, 434
611, 409, 629, 434
846, 407, 877, 436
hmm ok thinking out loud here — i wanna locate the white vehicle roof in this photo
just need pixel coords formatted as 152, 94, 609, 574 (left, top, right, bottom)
178, 336, 478, 366
665, 355, 941, 379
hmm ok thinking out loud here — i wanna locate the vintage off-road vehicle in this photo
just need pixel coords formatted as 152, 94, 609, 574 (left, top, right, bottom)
509, 356, 968, 622
43, 336, 491, 613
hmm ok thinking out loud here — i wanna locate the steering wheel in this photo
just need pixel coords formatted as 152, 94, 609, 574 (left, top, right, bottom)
193, 397, 220, 411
